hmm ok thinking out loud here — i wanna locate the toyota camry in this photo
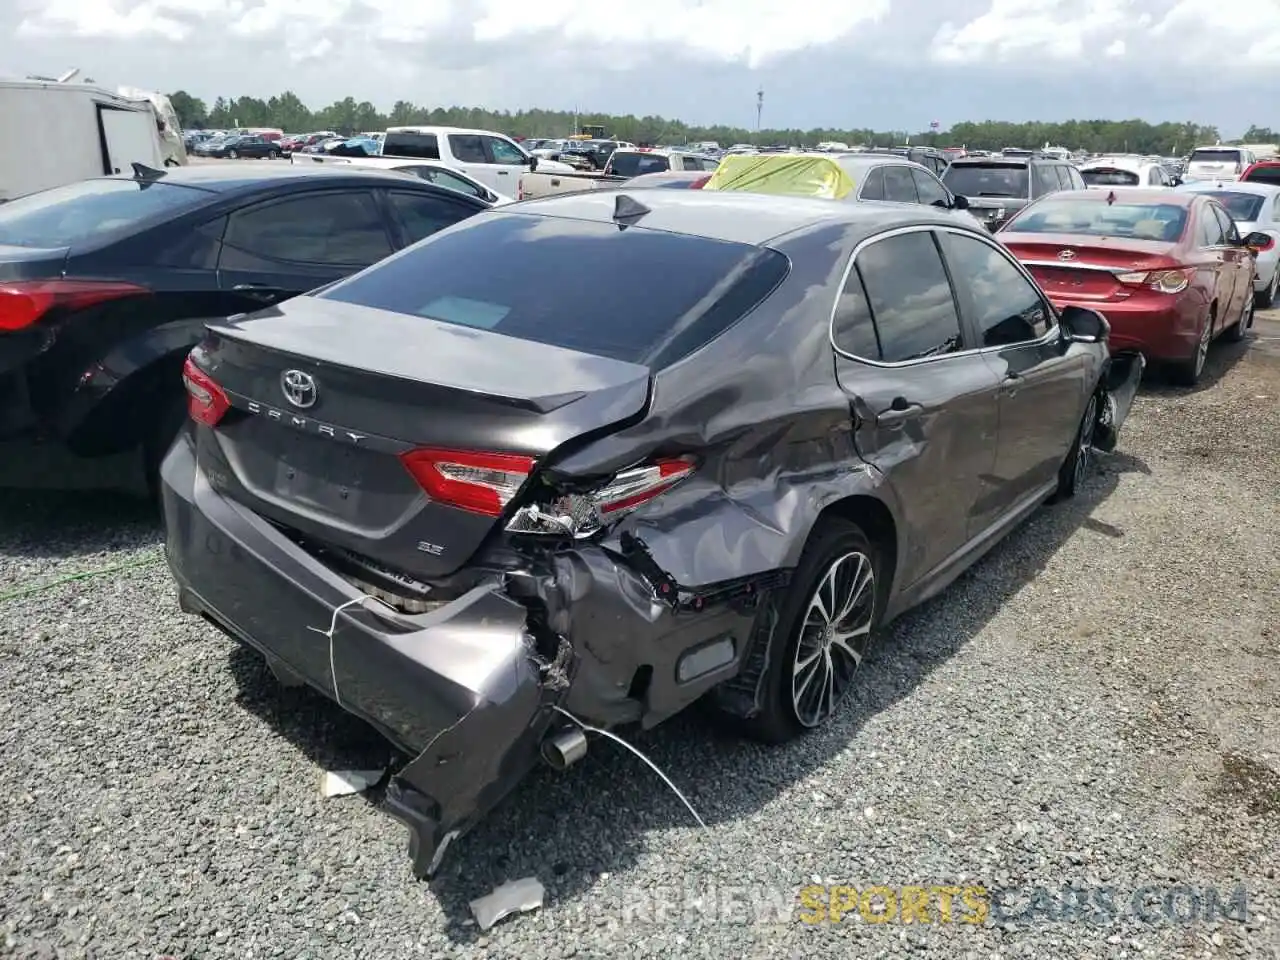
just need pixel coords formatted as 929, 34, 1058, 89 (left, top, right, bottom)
162, 189, 1143, 877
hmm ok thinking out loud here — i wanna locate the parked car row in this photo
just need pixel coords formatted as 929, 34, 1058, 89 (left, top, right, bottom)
2, 139, 1262, 881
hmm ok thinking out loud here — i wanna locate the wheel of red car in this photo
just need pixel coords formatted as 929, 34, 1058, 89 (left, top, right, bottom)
1225, 291, 1253, 343
740, 517, 882, 743
1174, 310, 1214, 386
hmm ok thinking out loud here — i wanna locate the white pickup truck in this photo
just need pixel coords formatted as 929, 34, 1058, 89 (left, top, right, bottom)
378, 125, 574, 196
516, 148, 719, 200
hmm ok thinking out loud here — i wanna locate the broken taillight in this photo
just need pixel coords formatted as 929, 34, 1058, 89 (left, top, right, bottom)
400, 447, 536, 517
0, 279, 149, 332
506, 456, 696, 538
182, 355, 231, 427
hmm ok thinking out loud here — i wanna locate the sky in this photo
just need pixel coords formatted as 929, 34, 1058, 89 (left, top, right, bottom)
4, 0, 1278, 135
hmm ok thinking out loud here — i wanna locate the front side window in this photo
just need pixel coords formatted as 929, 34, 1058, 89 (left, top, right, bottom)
851, 231, 964, 362
911, 169, 950, 207
942, 232, 1050, 347
882, 167, 918, 203
485, 137, 527, 166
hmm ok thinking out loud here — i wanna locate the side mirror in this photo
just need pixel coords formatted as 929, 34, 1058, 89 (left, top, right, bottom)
950, 193, 970, 210
1059, 305, 1110, 343
1243, 231, 1273, 251
528, 155, 539, 172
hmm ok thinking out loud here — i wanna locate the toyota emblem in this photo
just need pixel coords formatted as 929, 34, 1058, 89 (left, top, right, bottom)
1057, 249, 1077, 261
280, 369, 318, 409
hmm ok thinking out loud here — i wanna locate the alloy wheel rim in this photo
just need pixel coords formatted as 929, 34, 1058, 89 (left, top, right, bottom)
1074, 395, 1098, 489
791, 550, 875, 728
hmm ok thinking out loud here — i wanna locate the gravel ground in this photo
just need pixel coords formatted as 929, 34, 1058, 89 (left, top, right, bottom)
1, 320, 1278, 960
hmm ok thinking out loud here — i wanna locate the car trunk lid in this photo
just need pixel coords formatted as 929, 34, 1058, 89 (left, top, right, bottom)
193, 295, 652, 578
1001, 233, 1179, 303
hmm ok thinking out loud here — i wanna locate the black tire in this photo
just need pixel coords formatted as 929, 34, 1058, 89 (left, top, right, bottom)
1172, 310, 1214, 386
1053, 391, 1098, 501
143, 395, 188, 503
227, 149, 239, 159
1256, 270, 1278, 309
1224, 293, 1253, 343
269, 149, 280, 159
735, 517, 883, 744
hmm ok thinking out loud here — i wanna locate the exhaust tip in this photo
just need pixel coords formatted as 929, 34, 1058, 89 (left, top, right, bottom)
541, 726, 588, 771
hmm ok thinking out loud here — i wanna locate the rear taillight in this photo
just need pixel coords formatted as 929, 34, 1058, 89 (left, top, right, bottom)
182, 355, 231, 427
507, 456, 696, 538
400, 448, 535, 517
0, 279, 149, 332
1117, 268, 1193, 294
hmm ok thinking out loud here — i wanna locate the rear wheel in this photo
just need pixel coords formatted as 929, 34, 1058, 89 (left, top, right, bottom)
227, 149, 239, 159
1172, 310, 1214, 386
1256, 270, 1278, 309
736, 518, 881, 743
269, 149, 280, 159
1225, 292, 1253, 343
1053, 392, 1098, 501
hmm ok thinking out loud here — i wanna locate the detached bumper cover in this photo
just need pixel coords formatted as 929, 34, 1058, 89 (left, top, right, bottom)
1094, 350, 1145, 453
160, 435, 558, 878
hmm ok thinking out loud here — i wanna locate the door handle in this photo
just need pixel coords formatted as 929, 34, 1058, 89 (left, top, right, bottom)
999, 371, 1022, 396
233, 283, 281, 301
875, 399, 923, 426
496, 170, 510, 176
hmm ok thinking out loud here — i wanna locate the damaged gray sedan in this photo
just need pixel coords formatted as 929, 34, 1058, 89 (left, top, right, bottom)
161, 189, 1143, 877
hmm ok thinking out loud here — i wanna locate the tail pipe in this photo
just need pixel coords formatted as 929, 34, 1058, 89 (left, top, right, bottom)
541, 725, 588, 771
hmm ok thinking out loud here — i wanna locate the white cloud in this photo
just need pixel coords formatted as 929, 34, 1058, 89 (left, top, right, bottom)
930, 0, 1146, 64
17, 0, 890, 67
1105, 39, 1125, 57
1151, 0, 1280, 63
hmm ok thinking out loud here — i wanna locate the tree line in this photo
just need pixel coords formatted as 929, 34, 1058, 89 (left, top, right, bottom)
168, 90, 1274, 156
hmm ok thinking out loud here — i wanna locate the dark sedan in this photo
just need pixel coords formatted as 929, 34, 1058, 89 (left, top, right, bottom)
203, 135, 281, 160
162, 190, 1143, 878
0, 163, 490, 493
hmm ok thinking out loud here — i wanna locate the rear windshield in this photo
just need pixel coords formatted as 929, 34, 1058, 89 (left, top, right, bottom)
942, 163, 1029, 199
1190, 150, 1243, 165
1081, 168, 1141, 186
1201, 192, 1265, 221
382, 132, 440, 160
0, 178, 211, 248
1244, 166, 1280, 186
1007, 198, 1189, 241
320, 212, 790, 368
609, 152, 672, 177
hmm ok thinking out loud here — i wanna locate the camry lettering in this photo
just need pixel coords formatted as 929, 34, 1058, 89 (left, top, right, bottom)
246, 401, 366, 443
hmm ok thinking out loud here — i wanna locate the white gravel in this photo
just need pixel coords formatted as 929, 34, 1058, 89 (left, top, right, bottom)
1, 325, 1277, 959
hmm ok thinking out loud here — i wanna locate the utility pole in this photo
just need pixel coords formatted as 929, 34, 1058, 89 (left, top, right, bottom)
756, 87, 764, 138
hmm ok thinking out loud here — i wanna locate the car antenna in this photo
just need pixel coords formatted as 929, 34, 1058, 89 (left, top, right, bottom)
131, 162, 166, 181
612, 193, 651, 226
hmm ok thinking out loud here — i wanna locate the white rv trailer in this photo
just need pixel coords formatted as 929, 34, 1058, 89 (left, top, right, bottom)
0, 77, 184, 202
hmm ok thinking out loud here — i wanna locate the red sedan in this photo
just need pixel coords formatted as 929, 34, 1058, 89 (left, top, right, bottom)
999, 189, 1262, 384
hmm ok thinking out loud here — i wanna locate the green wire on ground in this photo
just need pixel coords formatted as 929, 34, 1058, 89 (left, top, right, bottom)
0, 550, 166, 604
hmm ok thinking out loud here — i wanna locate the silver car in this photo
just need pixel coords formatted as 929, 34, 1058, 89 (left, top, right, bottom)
1175, 180, 1280, 307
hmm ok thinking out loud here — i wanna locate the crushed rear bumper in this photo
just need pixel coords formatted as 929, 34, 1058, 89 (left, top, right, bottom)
160, 434, 565, 878
1093, 350, 1145, 453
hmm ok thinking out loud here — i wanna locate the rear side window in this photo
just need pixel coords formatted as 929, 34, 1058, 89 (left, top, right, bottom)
610, 152, 671, 177
448, 135, 487, 164
222, 191, 393, 267
840, 231, 964, 362
383, 132, 440, 160
0, 178, 211, 248
883, 167, 918, 203
319, 213, 790, 369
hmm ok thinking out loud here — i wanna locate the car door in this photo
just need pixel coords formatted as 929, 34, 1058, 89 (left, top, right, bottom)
217, 189, 396, 307
1194, 201, 1235, 324
882, 166, 919, 204
830, 227, 1001, 589
938, 227, 1087, 526
910, 167, 952, 208
1212, 202, 1252, 320
381, 189, 486, 247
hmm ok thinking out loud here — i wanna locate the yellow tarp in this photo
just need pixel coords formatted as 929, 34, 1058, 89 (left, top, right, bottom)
703, 154, 855, 200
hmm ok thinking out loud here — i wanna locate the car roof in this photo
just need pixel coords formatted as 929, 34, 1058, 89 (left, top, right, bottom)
833, 155, 937, 176
114, 161, 422, 194
503, 188, 965, 245
1178, 180, 1280, 197
1044, 187, 1196, 206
